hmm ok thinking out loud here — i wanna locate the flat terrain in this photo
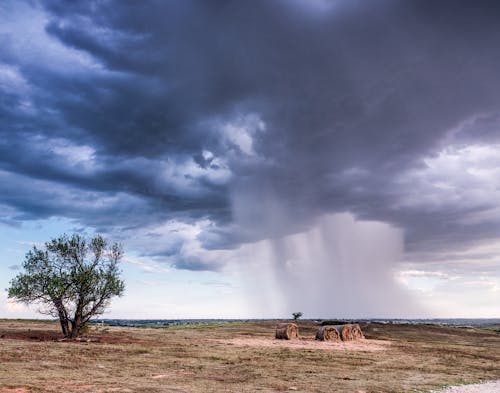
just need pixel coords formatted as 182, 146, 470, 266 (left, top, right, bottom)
0, 320, 498, 393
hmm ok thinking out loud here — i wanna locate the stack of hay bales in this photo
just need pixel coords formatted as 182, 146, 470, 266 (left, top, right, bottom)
315, 324, 364, 341
275, 323, 299, 340
275, 322, 364, 341
332, 324, 364, 341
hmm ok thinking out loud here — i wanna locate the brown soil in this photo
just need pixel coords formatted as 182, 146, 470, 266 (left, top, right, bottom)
0, 389, 30, 393
0, 320, 498, 392
0, 327, 150, 345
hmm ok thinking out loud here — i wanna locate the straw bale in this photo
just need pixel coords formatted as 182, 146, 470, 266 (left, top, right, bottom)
330, 324, 365, 341
315, 326, 341, 341
275, 323, 299, 340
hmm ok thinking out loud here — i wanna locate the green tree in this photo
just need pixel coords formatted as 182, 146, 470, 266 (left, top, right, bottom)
7, 234, 125, 338
292, 311, 303, 321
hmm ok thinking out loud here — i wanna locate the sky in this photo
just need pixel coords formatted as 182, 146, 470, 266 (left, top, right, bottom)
0, 0, 499, 319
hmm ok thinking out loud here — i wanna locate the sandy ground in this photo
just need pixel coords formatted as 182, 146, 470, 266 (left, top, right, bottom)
431, 380, 500, 392
218, 336, 391, 351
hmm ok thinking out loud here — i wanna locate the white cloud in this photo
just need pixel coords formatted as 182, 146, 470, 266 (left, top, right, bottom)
0, 2, 101, 73
223, 124, 254, 155
0, 62, 35, 114
396, 144, 500, 217
397, 237, 500, 317
119, 218, 237, 271
0, 63, 30, 93
123, 255, 170, 274
219, 113, 266, 156
49, 138, 98, 172
115, 154, 231, 198
0, 291, 38, 318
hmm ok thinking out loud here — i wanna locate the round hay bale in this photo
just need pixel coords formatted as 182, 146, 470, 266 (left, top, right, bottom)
349, 324, 364, 340
330, 324, 365, 341
275, 323, 299, 340
315, 326, 341, 341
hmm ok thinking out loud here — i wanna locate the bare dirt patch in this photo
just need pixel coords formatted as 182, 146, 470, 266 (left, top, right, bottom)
0, 388, 30, 393
41, 385, 132, 393
0, 326, 151, 345
219, 336, 390, 352
0, 329, 148, 344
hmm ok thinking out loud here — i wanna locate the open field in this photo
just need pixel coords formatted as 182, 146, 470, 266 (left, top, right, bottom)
0, 320, 498, 393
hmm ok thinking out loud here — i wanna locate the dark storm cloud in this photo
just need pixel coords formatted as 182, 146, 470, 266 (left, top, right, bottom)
2, 0, 500, 270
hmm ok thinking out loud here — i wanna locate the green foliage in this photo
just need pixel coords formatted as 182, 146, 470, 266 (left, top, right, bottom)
79, 323, 90, 335
292, 311, 303, 320
8, 234, 125, 338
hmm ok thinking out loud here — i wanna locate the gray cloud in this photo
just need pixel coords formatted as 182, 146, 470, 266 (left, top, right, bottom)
1, 0, 500, 276
8, 265, 21, 271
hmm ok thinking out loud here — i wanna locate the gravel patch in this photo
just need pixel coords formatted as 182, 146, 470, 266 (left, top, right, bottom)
431, 380, 500, 393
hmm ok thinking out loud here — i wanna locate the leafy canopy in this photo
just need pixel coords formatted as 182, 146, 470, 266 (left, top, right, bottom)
292, 312, 303, 320
8, 234, 125, 337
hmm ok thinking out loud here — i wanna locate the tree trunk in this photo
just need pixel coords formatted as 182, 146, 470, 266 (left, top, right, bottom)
69, 294, 90, 339
59, 315, 70, 337
70, 318, 82, 338
53, 298, 70, 337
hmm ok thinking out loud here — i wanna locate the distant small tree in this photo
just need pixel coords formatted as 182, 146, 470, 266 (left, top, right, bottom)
7, 234, 125, 338
292, 312, 303, 321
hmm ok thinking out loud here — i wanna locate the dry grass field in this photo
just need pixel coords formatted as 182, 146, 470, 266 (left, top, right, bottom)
0, 320, 498, 393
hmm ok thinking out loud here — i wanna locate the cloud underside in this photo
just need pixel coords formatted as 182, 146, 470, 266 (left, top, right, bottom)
1, 0, 500, 276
